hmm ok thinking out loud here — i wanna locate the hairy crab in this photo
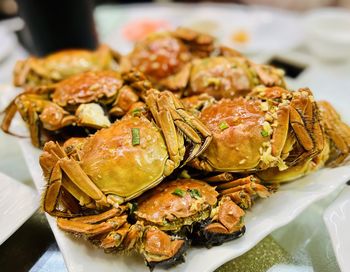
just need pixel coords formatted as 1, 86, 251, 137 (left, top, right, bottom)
14, 44, 120, 87
53, 178, 260, 268
186, 56, 286, 99
120, 27, 217, 92
189, 86, 324, 173
39, 89, 212, 216
256, 100, 350, 183
2, 70, 147, 147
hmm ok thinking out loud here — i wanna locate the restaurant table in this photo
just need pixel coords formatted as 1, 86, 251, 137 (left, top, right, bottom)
0, 3, 349, 272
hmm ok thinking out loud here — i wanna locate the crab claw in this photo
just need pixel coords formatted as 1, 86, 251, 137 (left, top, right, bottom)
191, 196, 245, 247
141, 227, 189, 269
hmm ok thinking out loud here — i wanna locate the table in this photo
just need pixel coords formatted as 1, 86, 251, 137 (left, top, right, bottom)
0, 3, 349, 271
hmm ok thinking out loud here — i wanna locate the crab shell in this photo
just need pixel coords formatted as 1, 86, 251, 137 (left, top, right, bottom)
135, 179, 246, 247
187, 56, 285, 99
120, 27, 215, 91
135, 179, 218, 231
14, 44, 118, 87
196, 97, 268, 171
50, 70, 124, 108
67, 116, 173, 200
190, 86, 324, 172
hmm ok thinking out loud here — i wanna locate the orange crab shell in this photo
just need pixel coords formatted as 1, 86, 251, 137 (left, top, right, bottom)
14, 44, 117, 87
189, 57, 252, 99
135, 179, 218, 228
77, 116, 169, 199
188, 56, 286, 99
198, 98, 267, 171
51, 70, 124, 107
123, 32, 191, 80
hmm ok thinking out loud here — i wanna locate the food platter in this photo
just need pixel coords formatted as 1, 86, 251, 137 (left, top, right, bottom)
1, 4, 349, 271
18, 136, 350, 272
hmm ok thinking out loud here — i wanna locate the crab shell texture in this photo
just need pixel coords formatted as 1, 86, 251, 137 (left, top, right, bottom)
49, 70, 124, 108
40, 89, 212, 214
135, 179, 246, 245
62, 116, 171, 200
14, 44, 118, 87
318, 100, 350, 166
120, 27, 215, 91
257, 122, 331, 183
190, 86, 323, 173
135, 179, 218, 231
187, 56, 286, 99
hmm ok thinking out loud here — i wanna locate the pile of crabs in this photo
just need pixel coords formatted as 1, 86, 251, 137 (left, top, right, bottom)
2, 28, 350, 269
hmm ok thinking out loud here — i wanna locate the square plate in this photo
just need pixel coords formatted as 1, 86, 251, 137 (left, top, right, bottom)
0, 172, 39, 245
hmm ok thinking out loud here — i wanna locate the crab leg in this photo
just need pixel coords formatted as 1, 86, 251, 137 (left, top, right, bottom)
318, 100, 350, 165
58, 214, 128, 236
43, 163, 63, 214
204, 172, 236, 183
109, 85, 139, 117
1, 100, 22, 136
289, 106, 314, 151
146, 90, 212, 166
59, 158, 109, 207
271, 106, 290, 157
215, 176, 271, 209
205, 196, 245, 235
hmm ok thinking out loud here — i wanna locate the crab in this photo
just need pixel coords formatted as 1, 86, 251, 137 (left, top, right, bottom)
256, 100, 350, 183
54, 179, 249, 268
2, 70, 148, 147
39, 89, 212, 217
318, 100, 350, 166
189, 86, 324, 173
14, 44, 120, 87
186, 56, 286, 99
120, 27, 217, 92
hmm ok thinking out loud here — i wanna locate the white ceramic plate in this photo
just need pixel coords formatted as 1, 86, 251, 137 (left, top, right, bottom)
0, 172, 39, 245
324, 185, 350, 272
18, 138, 350, 272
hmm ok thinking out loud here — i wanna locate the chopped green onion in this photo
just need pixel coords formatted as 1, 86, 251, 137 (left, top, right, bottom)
131, 108, 141, 117
219, 121, 229, 131
188, 189, 202, 199
261, 130, 269, 137
132, 128, 140, 146
127, 202, 138, 214
172, 188, 185, 197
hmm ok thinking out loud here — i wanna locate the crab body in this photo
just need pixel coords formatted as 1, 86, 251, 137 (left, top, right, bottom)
190, 86, 324, 173
14, 45, 119, 87
2, 71, 145, 147
56, 179, 248, 268
187, 56, 285, 99
121, 27, 215, 92
39, 89, 212, 216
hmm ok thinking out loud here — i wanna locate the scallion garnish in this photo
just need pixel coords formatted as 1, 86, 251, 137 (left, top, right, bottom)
219, 121, 229, 131
172, 188, 185, 197
261, 130, 269, 137
132, 128, 140, 146
188, 189, 201, 199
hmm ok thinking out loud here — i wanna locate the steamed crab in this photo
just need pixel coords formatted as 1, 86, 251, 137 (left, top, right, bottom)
256, 100, 350, 183
120, 27, 217, 92
39, 89, 212, 216
189, 86, 324, 173
14, 44, 120, 87
54, 179, 250, 268
186, 56, 286, 99
2, 70, 147, 147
